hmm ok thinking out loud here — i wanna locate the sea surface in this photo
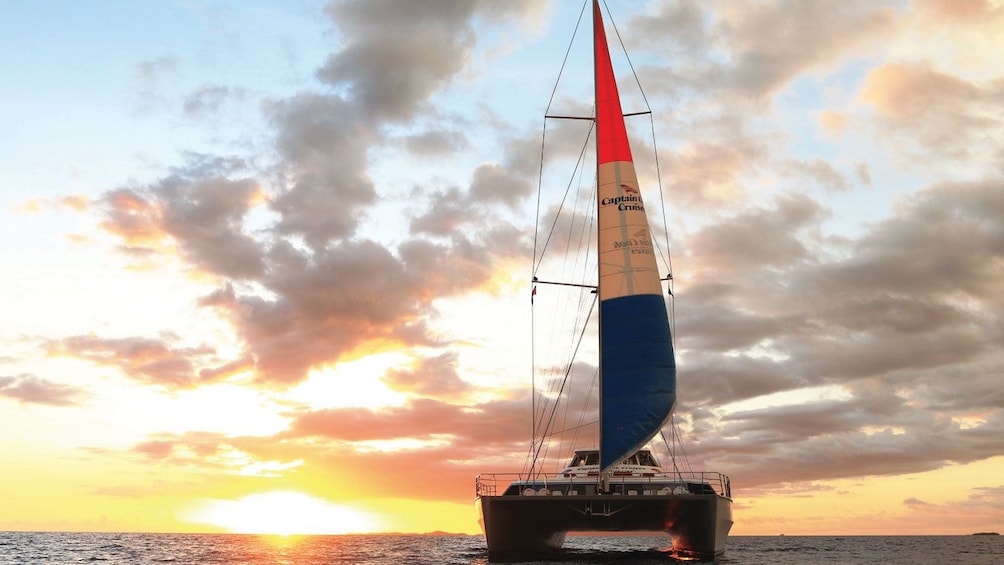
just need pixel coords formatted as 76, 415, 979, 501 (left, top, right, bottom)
0, 532, 1001, 564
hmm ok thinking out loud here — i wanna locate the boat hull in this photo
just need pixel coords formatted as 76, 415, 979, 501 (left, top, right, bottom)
477, 492, 732, 559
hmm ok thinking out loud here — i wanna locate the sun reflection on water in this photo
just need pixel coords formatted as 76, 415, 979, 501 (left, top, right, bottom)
185, 491, 381, 535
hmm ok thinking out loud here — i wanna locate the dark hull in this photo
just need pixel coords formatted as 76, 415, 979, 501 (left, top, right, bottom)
477, 492, 732, 559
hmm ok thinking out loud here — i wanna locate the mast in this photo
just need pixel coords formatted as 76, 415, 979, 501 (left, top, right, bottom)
593, 0, 606, 493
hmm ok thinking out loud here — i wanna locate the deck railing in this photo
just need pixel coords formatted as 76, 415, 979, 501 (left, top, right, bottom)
476, 471, 731, 499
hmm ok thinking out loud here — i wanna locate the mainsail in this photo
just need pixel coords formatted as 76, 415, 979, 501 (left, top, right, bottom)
593, 0, 677, 473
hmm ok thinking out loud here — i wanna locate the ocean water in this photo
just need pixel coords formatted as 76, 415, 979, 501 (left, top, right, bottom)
0, 532, 1001, 564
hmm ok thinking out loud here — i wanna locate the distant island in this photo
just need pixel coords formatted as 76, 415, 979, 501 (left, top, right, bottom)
972, 532, 999, 536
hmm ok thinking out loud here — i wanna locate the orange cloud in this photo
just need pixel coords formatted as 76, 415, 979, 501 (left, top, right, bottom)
918, 0, 998, 21
817, 109, 846, 137
15, 194, 91, 214
97, 189, 167, 246
858, 63, 978, 119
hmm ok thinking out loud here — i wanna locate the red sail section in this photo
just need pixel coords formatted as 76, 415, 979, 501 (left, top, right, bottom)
593, 0, 632, 165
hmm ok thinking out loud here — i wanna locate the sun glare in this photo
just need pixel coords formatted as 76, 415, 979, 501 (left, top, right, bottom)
187, 491, 381, 535
288, 353, 409, 410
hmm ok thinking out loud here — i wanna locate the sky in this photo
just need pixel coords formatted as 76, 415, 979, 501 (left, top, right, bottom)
1, 0, 1003, 537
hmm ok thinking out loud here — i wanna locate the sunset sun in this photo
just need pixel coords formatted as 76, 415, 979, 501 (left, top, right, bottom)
188, 492, 381, 536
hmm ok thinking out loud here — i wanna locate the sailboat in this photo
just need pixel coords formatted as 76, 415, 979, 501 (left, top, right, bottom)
475, 1, 732, 559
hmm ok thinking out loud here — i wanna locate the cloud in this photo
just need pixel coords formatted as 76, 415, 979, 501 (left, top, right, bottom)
135, 56, 179, 82
286, 397, 521, 446
133, 56, 181, 111
15, 195, 90, 214
716, 0, 894, 97
858, 63, 1004, 158
316, 0, 537, 123
266, 93, 377, 248
626, 0, 710, 56
662, 173, 1004, 489
0, 374, 88, 406
686, 193, 825, 273
400, 128, 469, 157
383, 351, 472, 400
702, 407, 1004, 490
663, 138, 767, 208
45, 334, 226, 388
817, 109, 846, 137
182, 84, 246, 118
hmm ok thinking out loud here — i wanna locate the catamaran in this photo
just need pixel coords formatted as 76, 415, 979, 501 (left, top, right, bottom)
475, 1, 732, 559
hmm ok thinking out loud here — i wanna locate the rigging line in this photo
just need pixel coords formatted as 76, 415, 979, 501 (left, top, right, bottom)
533, 121, 545, 277
567, 366, 599, 454
648, 113, 674, 280
538, 419, 598, 441
533, 280, 597, 289
602, 0, 652, 113
530, 294, 597, 477
610, 2, 679, 347
526, 279, 537, 475
534, 0, 586, 277
543, 0, 589, 118
600, 0, 675, 300
659, 428, 677, 479
532, 280, 584, 448
532, 282, 590, 474
529, 125, 542, 473
672, 415, 694, 475
605, 0, 672, 278
533, 122, 594, 274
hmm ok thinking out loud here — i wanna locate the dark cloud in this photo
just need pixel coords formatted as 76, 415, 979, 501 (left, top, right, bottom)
661, 173, 1004, 489
687, 193, 825, 272
317, 0, 536, 122
409, 186, 469, 236
626, 0, 710, 56
158, 176, 266, 279
0, 374, 88, 406
622, 0, 895, 104
266, 93, 376, 248
400, 128, 469, 157
469, 163, 532, 208
717, 1, 895, 97
97, 157, 265, 278
701, 406, 1004, 490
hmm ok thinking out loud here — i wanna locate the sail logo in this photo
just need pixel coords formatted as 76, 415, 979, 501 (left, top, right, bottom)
601, 188, 645, 211
611, 235, 654, 255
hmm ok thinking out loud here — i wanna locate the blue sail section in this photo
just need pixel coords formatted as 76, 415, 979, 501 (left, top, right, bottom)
600, 293, 676, 471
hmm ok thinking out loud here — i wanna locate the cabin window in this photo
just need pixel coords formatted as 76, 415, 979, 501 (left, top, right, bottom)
570, 451, 599, 466
636, 451, 658, 466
